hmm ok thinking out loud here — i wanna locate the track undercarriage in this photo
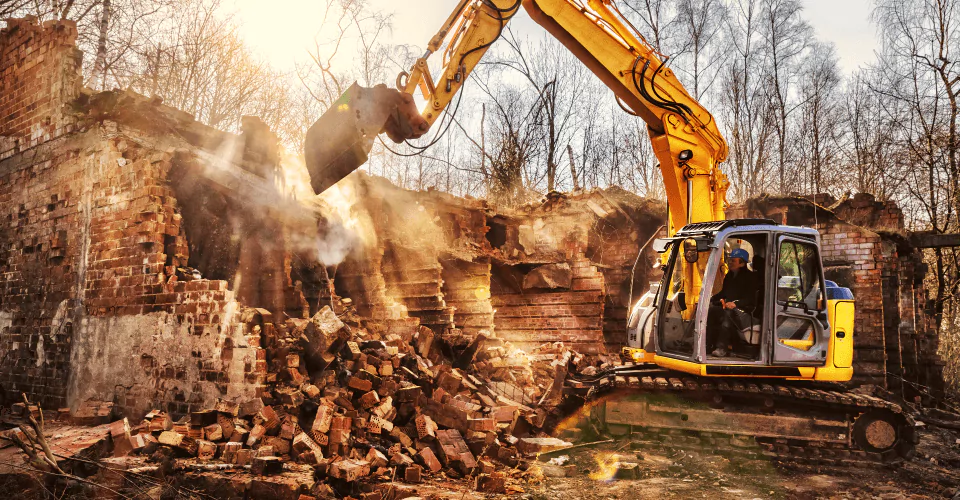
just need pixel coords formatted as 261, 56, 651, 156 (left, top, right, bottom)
564, 365, 919, 465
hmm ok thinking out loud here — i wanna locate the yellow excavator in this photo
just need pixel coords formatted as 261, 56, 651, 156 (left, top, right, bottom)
303, 0, 917, 463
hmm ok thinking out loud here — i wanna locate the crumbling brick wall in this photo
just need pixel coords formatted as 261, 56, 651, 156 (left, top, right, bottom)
0, 111, 270, 417
0, 18, 323, 418
331, 177, 665, 355
0, 17, 80, 159
819, 219, 886, 386
0, 17, 84, 410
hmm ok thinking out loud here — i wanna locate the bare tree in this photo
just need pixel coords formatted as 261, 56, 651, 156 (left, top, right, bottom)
0, 0, 53, 18
759, 0, 812, 194
91, 0, 110, 88
721, 0, 774, 201
489, 29, 591, 192
674, 0, 729, 101
843, 70, 903, 199
471, 70, 544, 205
620, 0, 681, 55
296, 0, 395, 112
794, 42, 843, 195
873, 0, 960, 331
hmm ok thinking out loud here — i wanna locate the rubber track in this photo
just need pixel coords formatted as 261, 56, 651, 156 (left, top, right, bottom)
567, 368, 919, 465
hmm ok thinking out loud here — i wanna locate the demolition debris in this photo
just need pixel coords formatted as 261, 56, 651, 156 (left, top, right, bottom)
2, 302, 581, 498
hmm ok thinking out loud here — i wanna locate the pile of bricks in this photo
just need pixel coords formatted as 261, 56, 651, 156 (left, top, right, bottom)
106, 301, 578, 497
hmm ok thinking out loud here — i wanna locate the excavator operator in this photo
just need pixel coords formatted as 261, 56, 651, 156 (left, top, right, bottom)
707, 249, 760, 357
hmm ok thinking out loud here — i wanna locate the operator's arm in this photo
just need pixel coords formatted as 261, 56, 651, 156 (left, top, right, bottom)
710, 275, 727, 305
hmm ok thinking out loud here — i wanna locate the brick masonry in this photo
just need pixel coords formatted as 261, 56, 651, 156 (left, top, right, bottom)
0, 17, 80, 159
331, 176, 666, 356
0, 18, 283, 418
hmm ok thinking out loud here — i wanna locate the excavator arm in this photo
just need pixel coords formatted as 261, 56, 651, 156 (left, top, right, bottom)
522, 0, 729, 233
305, 0, 729, 235
397, 0, 522, 128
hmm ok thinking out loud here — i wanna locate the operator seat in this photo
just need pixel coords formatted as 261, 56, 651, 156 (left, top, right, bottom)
738, 255, 766, 350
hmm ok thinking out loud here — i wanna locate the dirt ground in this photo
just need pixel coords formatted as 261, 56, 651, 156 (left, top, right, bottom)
519, 426, 960, 500
1, 426, 957, 499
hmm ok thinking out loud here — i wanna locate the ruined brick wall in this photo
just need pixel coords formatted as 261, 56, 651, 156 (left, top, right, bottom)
329, 177, 501, 349
487, 191, 663, 354
332, 178, 664, 355
0, 19, 302, 418
69, 134, 267, 418
490, 258, 607, 354
0, 17, 81, 159
582, 193, 665, 351
818, 221, 886, 386
0, 17, 84, 410
0, 120, 268, 417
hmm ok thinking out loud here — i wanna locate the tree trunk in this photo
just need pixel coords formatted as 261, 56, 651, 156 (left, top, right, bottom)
567, 144, 578, 190
93, 0, 111, 90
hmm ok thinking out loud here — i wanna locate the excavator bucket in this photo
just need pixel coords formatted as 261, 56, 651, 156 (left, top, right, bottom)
304, 82, 428, 195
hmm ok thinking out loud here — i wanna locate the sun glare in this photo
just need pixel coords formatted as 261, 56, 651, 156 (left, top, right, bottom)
230, 0, 355, 71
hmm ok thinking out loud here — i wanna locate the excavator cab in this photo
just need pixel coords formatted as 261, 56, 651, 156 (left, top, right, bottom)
625, 219, 855, 382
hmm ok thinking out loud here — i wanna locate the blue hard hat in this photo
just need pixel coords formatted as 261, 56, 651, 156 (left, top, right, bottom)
729, 248, 750, 262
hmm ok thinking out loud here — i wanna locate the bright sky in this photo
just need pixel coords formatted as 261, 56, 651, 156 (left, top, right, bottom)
804, 0, 878, 74
230, 0, 878, 76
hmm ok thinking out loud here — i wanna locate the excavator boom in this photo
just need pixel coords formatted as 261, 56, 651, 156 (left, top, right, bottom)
304, 1, 728, 236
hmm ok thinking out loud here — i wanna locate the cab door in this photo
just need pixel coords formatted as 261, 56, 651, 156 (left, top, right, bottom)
771, 236, 828, 365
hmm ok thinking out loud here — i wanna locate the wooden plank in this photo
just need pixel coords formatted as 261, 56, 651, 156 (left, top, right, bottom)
911, 232, 960, 248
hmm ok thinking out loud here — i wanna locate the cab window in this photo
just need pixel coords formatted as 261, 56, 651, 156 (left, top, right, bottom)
776, 240, 821, 310
658, 241, 707, 358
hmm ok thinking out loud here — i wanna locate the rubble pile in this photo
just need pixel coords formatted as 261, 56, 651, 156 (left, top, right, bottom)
104, 302, 582, 497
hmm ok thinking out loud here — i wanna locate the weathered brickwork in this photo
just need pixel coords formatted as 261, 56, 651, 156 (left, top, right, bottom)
0, 17, 80, 159
0, 19, 282, 418
330, 176, 664, 355
818, 221, 886, 385
490, 258, 607, 354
